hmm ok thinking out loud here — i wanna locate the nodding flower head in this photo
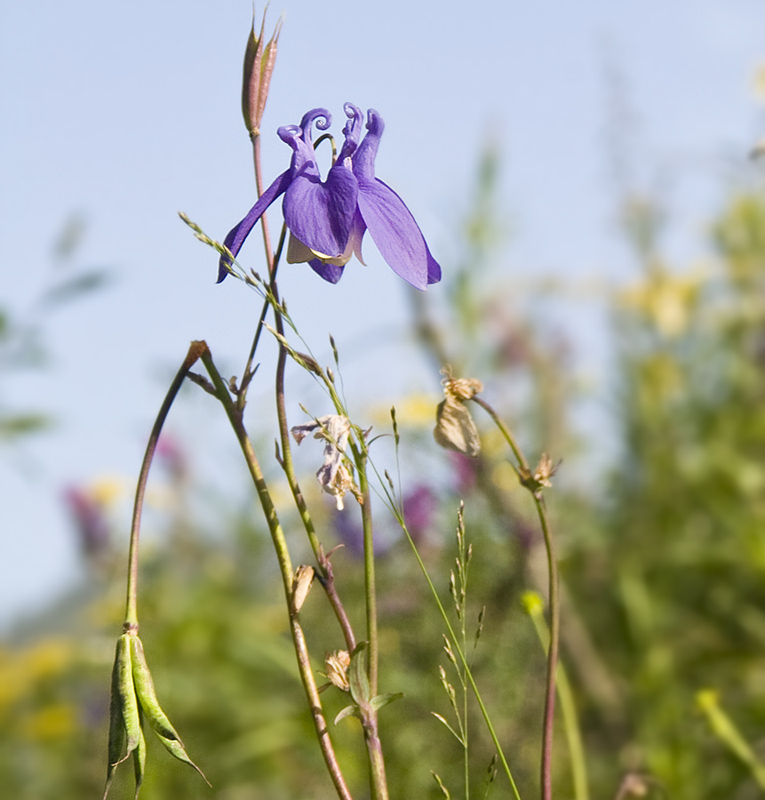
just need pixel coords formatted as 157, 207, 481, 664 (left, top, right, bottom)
218, 104, 441, 290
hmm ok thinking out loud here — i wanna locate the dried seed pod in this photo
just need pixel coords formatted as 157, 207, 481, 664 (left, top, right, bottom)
291, 565, 315, 615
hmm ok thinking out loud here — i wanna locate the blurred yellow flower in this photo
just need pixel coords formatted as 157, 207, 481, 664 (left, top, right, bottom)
19, 703, 77, 741
0, 639, 75, 713
618, 266, 706, 337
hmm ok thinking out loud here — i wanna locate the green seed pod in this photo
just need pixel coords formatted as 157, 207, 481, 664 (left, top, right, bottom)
155, 731, 211, 784
132, 713, 146, 800
103, 640, 127, 799
129, 635, 210, 786
129, 636, 182, 741
119, 635, 143, 754
102, 634, 142, 800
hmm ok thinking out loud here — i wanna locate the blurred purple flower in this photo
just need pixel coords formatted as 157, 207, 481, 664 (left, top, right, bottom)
402, 485, 436, 543
218, 103, 441, 290
156, 433, 188, 483
64, 487, 110, 563
450, 451, 480, 494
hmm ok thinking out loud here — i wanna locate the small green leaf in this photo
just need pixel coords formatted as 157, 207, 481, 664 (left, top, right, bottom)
370, 692, 404, 712
348, 642, 371, 706
334, 704, 361, 726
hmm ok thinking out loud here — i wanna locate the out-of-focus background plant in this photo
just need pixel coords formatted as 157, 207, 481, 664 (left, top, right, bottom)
6, 4, 765, 799
5, 151, 765, 798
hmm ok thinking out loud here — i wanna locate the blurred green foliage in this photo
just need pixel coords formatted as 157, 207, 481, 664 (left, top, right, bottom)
4, 173, 765, 800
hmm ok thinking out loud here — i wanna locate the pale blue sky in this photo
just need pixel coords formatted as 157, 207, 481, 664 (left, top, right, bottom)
2, 0, 764, 629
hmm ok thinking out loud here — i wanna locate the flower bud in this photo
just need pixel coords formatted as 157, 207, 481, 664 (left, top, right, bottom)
241, 10, 283, 136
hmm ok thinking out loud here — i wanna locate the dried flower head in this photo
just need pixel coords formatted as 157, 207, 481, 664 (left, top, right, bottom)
291, 415, 355, 509
533, 453, 558, 488
325, 650, 351, 692
517, 453, 561, 494
433, 367, 483, 457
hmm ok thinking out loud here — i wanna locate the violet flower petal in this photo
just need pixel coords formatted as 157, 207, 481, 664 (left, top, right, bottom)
282, 151, 359, 258
308, 259, 345, 283
353, 108, 441, 289
217, 169, 291, 282
357, 178, 440, 289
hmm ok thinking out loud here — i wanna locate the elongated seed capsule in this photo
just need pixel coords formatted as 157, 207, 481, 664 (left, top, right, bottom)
103, 639, 127, 799
118, 634, 143, 759
132, 713, 146, 800
155, 732, 211, 785
129, 635, 183, 742
129, 635, 210, 785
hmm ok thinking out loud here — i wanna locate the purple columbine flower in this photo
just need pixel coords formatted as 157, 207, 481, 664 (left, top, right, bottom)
218, 103, 441, 290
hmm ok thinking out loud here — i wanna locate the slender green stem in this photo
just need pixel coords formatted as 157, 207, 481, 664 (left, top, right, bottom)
200, 349, 354, 800
526, 600, 588, 800
354, 452, 388, 800
124, 341, 206, 629
356, 459, 378, 696
472, 396, 559, 800
535, 495, 560, 800
471, 396, 528, 471
363, 712, 389, 800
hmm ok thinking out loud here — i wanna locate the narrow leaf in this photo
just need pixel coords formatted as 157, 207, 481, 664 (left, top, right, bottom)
348, 642, 371, 706
334, 704, 362, 725
371, 692, 404, 712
